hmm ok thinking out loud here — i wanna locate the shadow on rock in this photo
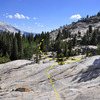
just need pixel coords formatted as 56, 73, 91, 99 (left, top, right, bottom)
72, 58, 100, 83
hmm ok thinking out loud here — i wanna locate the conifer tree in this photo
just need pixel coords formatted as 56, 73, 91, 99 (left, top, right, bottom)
97, 44, 100, 54
90, 30, 97, 45
12, 37, 18, 60
73, 34, 77, 47
89, 25, 92, 33
64, 43, 68, 57
68, 40, 73, 56
56, 30, 62, 40
16, 32, 23, 58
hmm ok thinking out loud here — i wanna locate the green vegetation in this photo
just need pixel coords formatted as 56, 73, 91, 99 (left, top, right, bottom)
0, 31, 50, 64
1, 12, 100, 64
97, 44, 100, 55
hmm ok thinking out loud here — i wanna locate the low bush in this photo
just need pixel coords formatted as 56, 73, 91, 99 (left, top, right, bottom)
0, 56, 11, 64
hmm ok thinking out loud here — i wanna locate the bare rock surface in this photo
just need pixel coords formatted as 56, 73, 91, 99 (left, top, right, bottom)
50, 17, 100, 40
0, 56, 100, 100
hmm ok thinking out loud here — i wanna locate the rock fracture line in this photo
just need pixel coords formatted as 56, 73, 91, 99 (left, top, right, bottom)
39, 39, 82, 100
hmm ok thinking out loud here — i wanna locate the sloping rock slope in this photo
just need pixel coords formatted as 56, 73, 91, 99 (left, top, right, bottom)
50, 16, 100, 40
0, 56, 100, 100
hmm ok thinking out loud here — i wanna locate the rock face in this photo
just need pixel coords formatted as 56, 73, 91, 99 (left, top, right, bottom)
0, 56, 100, 100
50, 16, 100, 40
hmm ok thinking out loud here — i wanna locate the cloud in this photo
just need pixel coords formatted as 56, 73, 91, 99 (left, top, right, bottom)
14, 13, 25, 19
70, 14, 81, 19
3, 13, 8, 16
14, 13, 30, 19
6, 15, 13, 19
33, 17, 38, 20
35, 22, 44, 28
4, 13, 30, 19
37, 24, 44, 27
26, 16, 30, 19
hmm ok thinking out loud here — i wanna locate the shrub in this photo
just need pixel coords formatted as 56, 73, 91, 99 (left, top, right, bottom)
58, 62, 65, 65
56, 53, 64, 62
0, 57, 11, 64
97, 44, 100, 55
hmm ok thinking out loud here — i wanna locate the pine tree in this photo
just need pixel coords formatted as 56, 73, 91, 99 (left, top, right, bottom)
89, 25, 92, 33
97, 44, 100, 54
12, 37, 18, 60
5, 52, 9, 59
86, 47, 89, 57
0, 49, 3, 57
56, 30, 62, 40
81, 35, 87, 45
7, 37, 11, 57
78, 31, 81, 38
2, 31, 7, 56
97, 12, 100, 16
68, 40, 73, 56
73, 34, 77, 47
56, 39, 62, 55
16, 32, 23, 58
90, 30, 97, 45
86, 15, 89, 18
64, 43, 68, 57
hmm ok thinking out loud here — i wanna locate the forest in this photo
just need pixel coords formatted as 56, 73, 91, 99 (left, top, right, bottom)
0, 24, 100, 64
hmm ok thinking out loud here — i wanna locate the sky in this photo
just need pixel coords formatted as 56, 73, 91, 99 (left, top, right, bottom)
0, 0, 100, 33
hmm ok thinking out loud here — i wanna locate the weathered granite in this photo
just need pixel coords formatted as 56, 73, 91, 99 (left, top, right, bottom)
0, 56, 100, 100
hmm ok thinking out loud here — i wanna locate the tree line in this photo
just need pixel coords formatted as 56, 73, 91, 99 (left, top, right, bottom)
0, 25, 100, 64
0, 31, 50, 63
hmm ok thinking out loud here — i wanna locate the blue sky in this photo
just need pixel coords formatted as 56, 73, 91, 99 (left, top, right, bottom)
0, 0, 100, 33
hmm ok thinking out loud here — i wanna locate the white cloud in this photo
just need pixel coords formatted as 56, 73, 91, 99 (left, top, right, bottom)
20, 14, 25, 19
37, 24, 44, 27
33, 17, 38, 20
70, 14, 81, 19
14, 13, 30, 19
6, 15, 13, 19
26, 16, 30, 19
14, 13, 26, 19
3, 13, 8, 16
5, 13, 30, 19
35, 22, 44, 28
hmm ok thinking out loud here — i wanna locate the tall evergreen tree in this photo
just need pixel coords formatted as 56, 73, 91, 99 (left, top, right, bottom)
89, 25, 92, 33
73, 34, 77, 47
90, 30, 97, 45
15, 32, 23, 58
56, 30, 62, 40
64, 43, 68, 57
12, 37, 18, 60
68, 40, 73, 56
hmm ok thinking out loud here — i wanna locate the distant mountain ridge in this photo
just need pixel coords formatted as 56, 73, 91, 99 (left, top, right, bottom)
0, 21, 39, 36
50, 13, 100, 40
